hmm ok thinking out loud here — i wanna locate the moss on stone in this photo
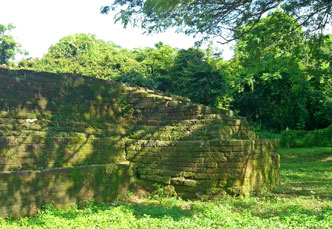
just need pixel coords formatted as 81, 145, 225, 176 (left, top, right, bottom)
0, 68, 280, 213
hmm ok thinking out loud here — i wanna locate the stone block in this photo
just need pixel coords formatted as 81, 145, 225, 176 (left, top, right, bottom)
183, 179, 198, 187
142, 175, 171, 185
0, 183, 7, 191
171, 177, 185, 185
0, 163, 133, 218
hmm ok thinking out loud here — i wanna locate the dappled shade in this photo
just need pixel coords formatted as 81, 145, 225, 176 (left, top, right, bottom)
0, 67, 279, 218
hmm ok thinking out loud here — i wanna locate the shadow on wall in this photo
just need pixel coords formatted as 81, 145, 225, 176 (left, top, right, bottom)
0, 67, 280, 217
0, 68, 136, 217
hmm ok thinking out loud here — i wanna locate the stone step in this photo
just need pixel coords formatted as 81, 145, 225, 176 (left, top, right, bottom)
0, 135, 128, 171
0, 124, 255, 142
0, 103, 236, 123
0, 114, 256, 139
125, 139, 278, 153
0, 116, 249, 129
0, 118, 131, 135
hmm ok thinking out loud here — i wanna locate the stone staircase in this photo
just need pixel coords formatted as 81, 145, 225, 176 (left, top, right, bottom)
124, 97, 279, 199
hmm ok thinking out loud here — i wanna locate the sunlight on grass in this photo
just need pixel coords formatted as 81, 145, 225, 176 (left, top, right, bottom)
279, 147, 332, 198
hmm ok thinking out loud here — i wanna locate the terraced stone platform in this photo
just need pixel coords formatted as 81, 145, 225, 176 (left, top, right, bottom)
0, 67, 279, 217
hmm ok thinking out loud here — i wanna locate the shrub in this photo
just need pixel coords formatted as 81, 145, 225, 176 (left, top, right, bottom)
280, 124, 332, 148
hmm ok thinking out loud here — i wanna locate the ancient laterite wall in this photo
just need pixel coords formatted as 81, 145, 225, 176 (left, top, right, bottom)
0, 164, 133, 218
0, 67, 280, 218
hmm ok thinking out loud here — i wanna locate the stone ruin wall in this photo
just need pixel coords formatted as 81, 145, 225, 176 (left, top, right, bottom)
0, 67, 280, 218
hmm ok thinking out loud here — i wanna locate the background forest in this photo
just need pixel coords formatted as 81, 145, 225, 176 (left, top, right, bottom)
1, 11, 332, 133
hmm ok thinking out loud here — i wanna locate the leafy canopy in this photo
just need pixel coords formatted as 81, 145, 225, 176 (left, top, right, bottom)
18, 33, 141, 79
232, 11, 331, 131
101, 0, 332, 43
0, 23, 26, 65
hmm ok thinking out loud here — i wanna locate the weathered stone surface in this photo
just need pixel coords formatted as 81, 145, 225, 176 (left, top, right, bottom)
0, 67, 280, 218
0, 163, 133, 218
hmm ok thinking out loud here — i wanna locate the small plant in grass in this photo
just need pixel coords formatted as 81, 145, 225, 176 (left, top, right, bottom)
152, 183, 177, 199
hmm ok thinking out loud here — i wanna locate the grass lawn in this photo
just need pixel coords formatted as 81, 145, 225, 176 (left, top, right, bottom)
1, 147, 332, 228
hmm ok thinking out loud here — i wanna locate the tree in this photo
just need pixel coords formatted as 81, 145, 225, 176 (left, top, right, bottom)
305, 34, 332, 128
307, 34, 332, 99
18, 33, 142, 79
121, 42, 176, 90
167, 48, 230, 108
0, 23, 25, 65
232, 11, 331, 131
101, 0, 332, 44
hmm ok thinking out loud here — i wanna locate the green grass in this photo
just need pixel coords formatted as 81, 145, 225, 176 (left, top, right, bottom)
1, 147, 332, 228
278, 147, 332, 197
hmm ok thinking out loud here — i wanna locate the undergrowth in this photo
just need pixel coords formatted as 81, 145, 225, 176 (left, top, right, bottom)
280, 125, 332, 148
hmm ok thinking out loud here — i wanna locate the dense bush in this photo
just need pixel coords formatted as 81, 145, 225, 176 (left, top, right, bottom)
17, 33, 142, 79
280, 125, 332, 148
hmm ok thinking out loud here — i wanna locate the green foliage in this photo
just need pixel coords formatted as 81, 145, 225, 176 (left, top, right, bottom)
102, 1, 332, 44
118, 42, 176, 89
280, 125, 332, 148
151, 183, 177, 199
14, 17, 331, 131
119, 45, 232, 109
18, 33, 142, 79
306, 34, 332, 127
17, 35, 231, 109
1, 147, 332, 228
0, 23, 26, 65
232, 11, 331, 131
255, 130, 280, 140
167, 48, 231, 108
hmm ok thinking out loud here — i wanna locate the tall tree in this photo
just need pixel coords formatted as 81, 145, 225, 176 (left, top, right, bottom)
307, 34, 332, 99
168, 48, 230, 108
232, 10, 331, 131
101, 0, 332, 43
305, 34, 332, 128
0, 23, 25, 65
